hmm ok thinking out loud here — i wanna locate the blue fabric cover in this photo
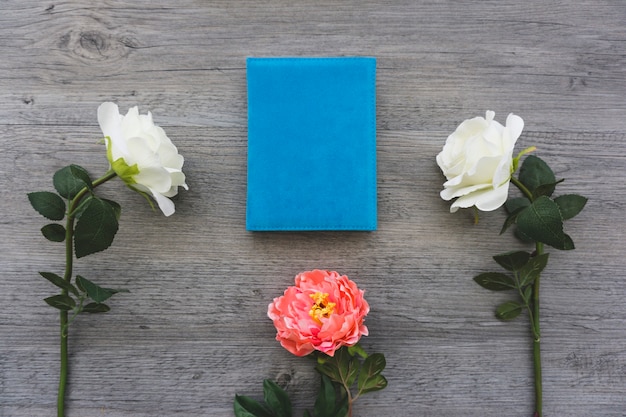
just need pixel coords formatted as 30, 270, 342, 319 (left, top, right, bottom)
246, 57, 377, 231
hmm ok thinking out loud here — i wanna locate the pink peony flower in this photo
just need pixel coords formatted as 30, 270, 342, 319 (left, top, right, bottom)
267, 270, 370, 357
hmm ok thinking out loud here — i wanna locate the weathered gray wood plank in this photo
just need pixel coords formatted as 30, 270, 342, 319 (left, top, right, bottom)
1, 1, 626, 416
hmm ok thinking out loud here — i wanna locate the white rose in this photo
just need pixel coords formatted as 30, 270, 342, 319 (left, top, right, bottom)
436, 111, 524, 213
97, 102, 188, 216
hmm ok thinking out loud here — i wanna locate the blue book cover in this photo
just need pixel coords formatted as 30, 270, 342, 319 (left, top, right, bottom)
246, 57, 377, 231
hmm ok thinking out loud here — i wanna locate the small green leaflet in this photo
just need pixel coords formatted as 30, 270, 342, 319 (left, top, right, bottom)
493, 251, 531, 272
495, 301, 523, 321
473, 272, 516, 291
39, 271, 79, 296
44, 294, 76, 311
263, 379, 292, 417
357, 353, 388, 395
518, 254, 550, 288
518, 155, 556, 196
28, 191, 66, 221
233, 394, 274, 417
82, 303, 111, 313
41, 223, 66, 242
76, 275, 127, 303
554, 194, 587, 220
53, 164, 92, 199
74, 197, 119, 258
516, 196, 574, 250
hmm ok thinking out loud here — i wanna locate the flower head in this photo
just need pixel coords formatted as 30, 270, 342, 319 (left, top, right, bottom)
97, 102, 188, 216
268, 270, 370, 357
436, 111, 524, 213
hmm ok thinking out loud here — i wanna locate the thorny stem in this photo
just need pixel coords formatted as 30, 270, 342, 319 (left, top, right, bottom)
57, 169, 116, 417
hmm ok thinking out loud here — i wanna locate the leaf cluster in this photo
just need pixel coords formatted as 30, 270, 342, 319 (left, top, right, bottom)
502, 155, 587, 250
29, 164, 127, 316
41, 272, 128, 316
474, 251, 548, 321
28, 164, 120, 258
234, 346, 387, 417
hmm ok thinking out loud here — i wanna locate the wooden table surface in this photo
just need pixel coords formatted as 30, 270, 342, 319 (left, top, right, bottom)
2, 1, 625, 416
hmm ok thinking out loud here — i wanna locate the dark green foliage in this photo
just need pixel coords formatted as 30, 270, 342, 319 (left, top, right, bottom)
516, 196, 574, 250
28, 191, 66, 221
495, 301, 523, 321
41, 223, 66, 242
235, 345, 386, 417
44, 294, 76, 311
74, 197, 119, 258
53, 165, 91, 199
504, 155, 586, 250
39, 272, 79, 297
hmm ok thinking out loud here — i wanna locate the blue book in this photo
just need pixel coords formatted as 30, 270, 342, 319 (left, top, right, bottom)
246, 57, 377, 231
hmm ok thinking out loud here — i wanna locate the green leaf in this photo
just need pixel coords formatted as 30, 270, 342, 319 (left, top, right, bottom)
500, 206, 526, 235
554, 194, 588, 220
102, 198, 122, 221
44, 294, 76, 311
501, 198, 532, 235
316, 361, 342, 383
514, 228, 536, 244
28, 191, 66, 221
82, 302, 111, 313
39, 271, 79, 296
358, 374, 387, 396
358, 353, 387, 394
504, 197, 531, 214
495, 301, 523, 321
41, 223, 66, 242
75, 275, 127, 303
313, 374, 337, 417
69, 165, 92, 189
533, 179, 564, 199
53, 165, 91, 199
347, 343, 368, 359
518, 155, 556, 196
473, 272, 516, 291
518, 253, 550, 288
74, 197, 119, 258
315, 348, 359, 388
516, 196, 574, 250
263, 379, 292, 417
337, 348, 360, 387
233, 394, 273, 417
493, 251, 531, 272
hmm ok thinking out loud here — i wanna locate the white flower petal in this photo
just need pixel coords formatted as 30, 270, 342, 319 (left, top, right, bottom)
475, 183, 510, 212
437, 111, 519, 213
441, 182, 490, 201
97, 103, 187, 216
148, 187, 176, 217
506, 113, 524, 144
97, 102, 128, 156
134, 166, 172, 193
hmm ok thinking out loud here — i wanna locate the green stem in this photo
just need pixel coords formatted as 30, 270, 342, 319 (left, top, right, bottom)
511, 176, 533, 201
57, 169, 116, 417
532, 242, 543, 417
511, 176, 543, 416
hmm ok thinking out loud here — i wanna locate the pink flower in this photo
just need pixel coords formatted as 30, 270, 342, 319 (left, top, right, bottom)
268, 270, 370, 357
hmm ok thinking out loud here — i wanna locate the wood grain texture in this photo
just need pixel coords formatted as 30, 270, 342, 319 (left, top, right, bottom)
1, 1, 625, 416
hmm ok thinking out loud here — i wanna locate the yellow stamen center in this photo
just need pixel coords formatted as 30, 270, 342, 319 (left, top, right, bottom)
309, 292, 335, 325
